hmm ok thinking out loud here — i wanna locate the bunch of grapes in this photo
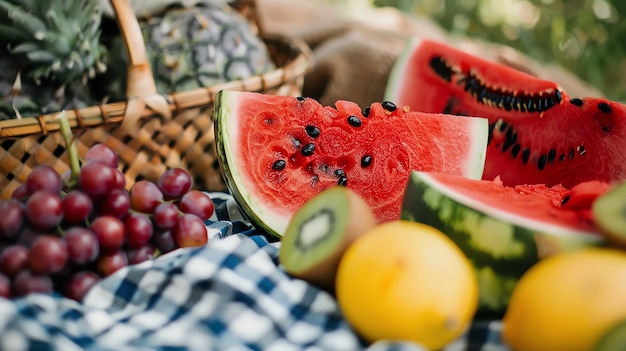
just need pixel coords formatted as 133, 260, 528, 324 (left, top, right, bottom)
0, 143, 214, 301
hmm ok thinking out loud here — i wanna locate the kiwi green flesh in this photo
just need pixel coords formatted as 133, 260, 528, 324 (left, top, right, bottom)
279, 186, 377, 292
592, 319, 626, 351
592, 182, 626, 247
280, 187, 351, 274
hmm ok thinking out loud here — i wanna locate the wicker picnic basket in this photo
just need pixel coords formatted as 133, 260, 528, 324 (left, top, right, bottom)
0, 0, 313, 200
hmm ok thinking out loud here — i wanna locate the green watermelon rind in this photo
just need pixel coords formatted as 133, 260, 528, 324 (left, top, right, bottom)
400, 170, 605, 317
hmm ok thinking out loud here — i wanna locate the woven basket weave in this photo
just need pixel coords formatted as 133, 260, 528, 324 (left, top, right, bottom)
0, 0, 312, 200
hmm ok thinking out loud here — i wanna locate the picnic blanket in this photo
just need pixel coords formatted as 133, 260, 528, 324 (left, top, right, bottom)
0, 192, 510, 351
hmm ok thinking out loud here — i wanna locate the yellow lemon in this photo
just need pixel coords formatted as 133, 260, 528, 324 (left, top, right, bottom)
502, 248, 626, 351
335, 220, 478, 350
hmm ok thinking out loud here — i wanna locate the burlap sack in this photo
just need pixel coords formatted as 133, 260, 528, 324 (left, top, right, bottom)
257, 0, 604, 107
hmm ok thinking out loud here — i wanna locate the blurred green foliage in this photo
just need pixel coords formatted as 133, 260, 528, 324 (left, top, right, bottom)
333, 0, 626, 101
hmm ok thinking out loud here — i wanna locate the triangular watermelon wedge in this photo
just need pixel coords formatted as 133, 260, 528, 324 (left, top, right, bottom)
214, 90, 488, 237
386, 37, 626, 189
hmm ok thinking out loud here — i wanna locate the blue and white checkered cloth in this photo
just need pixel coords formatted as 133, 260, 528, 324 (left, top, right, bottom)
0, 192, 509, 351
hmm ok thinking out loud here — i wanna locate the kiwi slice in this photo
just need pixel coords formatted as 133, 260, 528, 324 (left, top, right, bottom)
279, 186, 377, 293
592, 181, 626, 249
593, 319, 626, 351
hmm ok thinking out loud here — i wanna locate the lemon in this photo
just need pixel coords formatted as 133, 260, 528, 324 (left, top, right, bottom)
335, 220, 478, 350
502, 248, 626, 351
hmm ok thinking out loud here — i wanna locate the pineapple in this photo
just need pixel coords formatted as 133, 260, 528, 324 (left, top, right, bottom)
100, 1, 274, 102
0, 0, 107, 120
96, 0, 230, 18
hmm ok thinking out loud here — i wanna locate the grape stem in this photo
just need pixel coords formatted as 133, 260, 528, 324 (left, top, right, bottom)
56, 111, 81, 184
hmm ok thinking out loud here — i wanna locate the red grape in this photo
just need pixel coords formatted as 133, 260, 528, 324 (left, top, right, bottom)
85, 143, 119, 169
13, 270, 53, 297
26, 191, 63, 229
17, 227, 46, 247
64, 227, 99, 265
124, 213, 153, 249
178, 190, 215, 220
0, 245, 28, 278
173, 214, 208, 248
153, 202, 180, 229
78, 161, 117, 200
127, 246, 155, 265
0, 200, 24, 239
90, 216, 125, 252
0, 273, 10, 298
130, 180, 163, 213
62, 190, 93, 225
158, 168, 193, 200
10, 183, 28, 200
28, 236, 68, 274
153, 230, 176, 254
0, 141, 220, 300
26, 164, 62, 195
112, 168, 126, 190
97, 251, 128, 277
65, 271, 100, 302
100, 189, 130, 219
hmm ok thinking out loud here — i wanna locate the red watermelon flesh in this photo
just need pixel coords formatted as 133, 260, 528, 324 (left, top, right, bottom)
386, 37, 626, 189
431, 173, 603, 235
214, 90, 488, 237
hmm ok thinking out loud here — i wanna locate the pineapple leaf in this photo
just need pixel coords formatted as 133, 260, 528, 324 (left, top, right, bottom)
0, 0, 107, 84
23, 49, 58, 64
0, 1, 46, 39
0, 24, 26, 41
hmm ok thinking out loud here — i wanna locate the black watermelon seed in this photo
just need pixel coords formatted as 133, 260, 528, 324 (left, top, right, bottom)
536, 98, 544, 112
272, 160, 286, 170
561, 195, 570, 205
548, 149, 556, 163
597, 102, 612, 113
577, 145, 586, 155
429, 56, 454, 82
537, 154, 547, 171
337, 176, 348, 186
381, 101, 397, 112
503, 95, 513, 111
559, 154, 565, 161
522, 148, 531, 164
347, 115, 362, 127
498, 120, 508, 132
569, 98, 583, 107
363, 107, 371, 117
334, 169, 345, 178
526, 99, 536, 113
487, 123, 495, 145
554, 90, 562, 103
301, 143, 315, 156
296, 96, 306, 101
511, 144, 521, 159
361, 155, 372, 168
568, 149, 575, 159
305, 125, 321, 138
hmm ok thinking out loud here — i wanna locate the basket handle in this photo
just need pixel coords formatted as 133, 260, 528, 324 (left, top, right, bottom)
109, 0, 172, 131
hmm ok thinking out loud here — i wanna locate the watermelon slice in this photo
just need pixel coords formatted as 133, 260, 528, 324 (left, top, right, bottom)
386, 37, 626, 189
214, 90, 488, 237
401, 170, 606, 317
